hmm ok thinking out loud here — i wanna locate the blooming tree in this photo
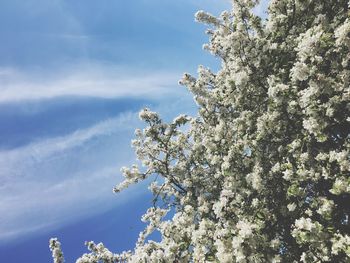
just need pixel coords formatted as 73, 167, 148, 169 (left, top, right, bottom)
50, 0, 350, 262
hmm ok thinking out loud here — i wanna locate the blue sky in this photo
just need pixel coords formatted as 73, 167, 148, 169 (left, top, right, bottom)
0, 0, 268, 262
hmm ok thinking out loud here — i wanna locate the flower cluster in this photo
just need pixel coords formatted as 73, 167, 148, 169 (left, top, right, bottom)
49, 238, 64, 263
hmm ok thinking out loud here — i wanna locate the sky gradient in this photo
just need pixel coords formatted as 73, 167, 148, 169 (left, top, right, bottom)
0, 0, 268, 262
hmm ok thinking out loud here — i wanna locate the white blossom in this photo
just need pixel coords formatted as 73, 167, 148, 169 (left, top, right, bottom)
49, 238, 64, 263
51, 1, 350, 262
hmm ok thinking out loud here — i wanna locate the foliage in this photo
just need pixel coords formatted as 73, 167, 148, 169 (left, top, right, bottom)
51, 0, 350, 262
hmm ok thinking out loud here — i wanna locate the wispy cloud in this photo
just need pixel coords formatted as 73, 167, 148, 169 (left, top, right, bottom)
0, 112, 136, 168
0, 65, 184, 103
0, 112, 141, 241
0, 165, 148, 241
